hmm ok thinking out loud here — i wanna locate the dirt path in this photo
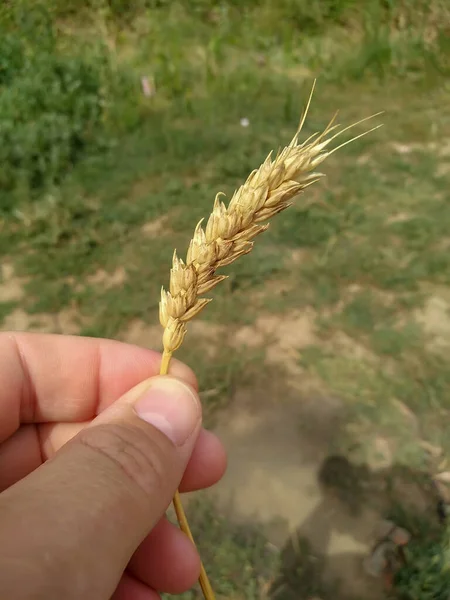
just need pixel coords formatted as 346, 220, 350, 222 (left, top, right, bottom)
210, 376, 385, 599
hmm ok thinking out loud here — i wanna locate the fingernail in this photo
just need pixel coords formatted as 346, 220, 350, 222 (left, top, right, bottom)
133, 377, 201, 446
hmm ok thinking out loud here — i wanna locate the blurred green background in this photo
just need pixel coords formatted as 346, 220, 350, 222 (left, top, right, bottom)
1, 1, 450, 598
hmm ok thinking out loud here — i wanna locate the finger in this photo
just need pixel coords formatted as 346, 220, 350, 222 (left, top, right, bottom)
179, 428, 227, 492
0, 376, 201, 600
41, 425, 226, 493
0, 425, 41, 490
0, 425, 226, 493
40, 424, 226, 492
130, 517, 200, 593
0, 331, 196, 442
112, 572, 159, 600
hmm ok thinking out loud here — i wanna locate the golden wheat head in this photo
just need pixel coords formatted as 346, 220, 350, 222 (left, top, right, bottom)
159, 84, 381, 355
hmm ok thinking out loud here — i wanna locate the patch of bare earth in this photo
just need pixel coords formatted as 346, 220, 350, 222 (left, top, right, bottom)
391, 140, 449, 156
2, 307, 89, 334
210, 376, 385, 599
86, 266, 127, 288
140, 214, 172, 238
0, 263, 26, 302
326, 330, 379, 363
0, 264, 89, 334
289, 247, 310, 266
385, 211, 414, 225
392, 138, 450, 178
194, 307, 391, 598
251, 278, 295, 305
415, 293, 450, 350
121, 318, 226, 358
65, 266, 128, 294
233, 309, 317, 382
121, 319, 162, 349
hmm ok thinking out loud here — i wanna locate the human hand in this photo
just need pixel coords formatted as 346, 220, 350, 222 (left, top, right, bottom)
0, 332, 227, 599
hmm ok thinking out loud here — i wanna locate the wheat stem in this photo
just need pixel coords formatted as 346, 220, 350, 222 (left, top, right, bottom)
157, 82, 381, 600
173, 490, 216, 599
160, 349, 172, 377
159, 352, 216, 600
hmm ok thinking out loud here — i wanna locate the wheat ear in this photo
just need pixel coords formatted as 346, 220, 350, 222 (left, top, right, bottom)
158, 82, 382, 599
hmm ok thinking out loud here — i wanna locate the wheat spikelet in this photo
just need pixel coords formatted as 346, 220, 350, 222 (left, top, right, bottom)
160, 100, 381, 357
158, 83, 381, 600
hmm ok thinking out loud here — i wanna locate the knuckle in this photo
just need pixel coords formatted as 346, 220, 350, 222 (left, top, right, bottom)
77, 424, 167, 497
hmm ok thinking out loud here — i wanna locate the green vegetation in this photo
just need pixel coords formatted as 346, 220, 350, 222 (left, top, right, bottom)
0, 3, 137, 210
386, 508, 450, 600
1, 0, 450, 598
394, 526, 450, 600
167, 498, 278, 599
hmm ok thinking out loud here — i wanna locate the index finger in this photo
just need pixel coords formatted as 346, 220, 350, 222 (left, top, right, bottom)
0, 332, 196, 442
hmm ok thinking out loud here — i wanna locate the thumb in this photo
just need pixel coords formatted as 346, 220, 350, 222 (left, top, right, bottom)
0, 375, 202, 600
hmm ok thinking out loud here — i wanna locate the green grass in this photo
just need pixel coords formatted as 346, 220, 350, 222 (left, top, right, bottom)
1, 1, 450, 598
170, 497, 278, 600
0, 301, 17, 322
387, 507, 450, 600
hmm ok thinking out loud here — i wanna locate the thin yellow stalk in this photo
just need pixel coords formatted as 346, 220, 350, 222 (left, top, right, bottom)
159, 351, 215, 597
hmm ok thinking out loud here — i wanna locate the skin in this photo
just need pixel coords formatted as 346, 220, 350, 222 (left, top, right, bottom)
0, 332, 227, 599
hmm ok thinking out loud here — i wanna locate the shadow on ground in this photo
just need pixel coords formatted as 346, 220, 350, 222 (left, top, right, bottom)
209, 364, 443, 600
268, 456, 442, 600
